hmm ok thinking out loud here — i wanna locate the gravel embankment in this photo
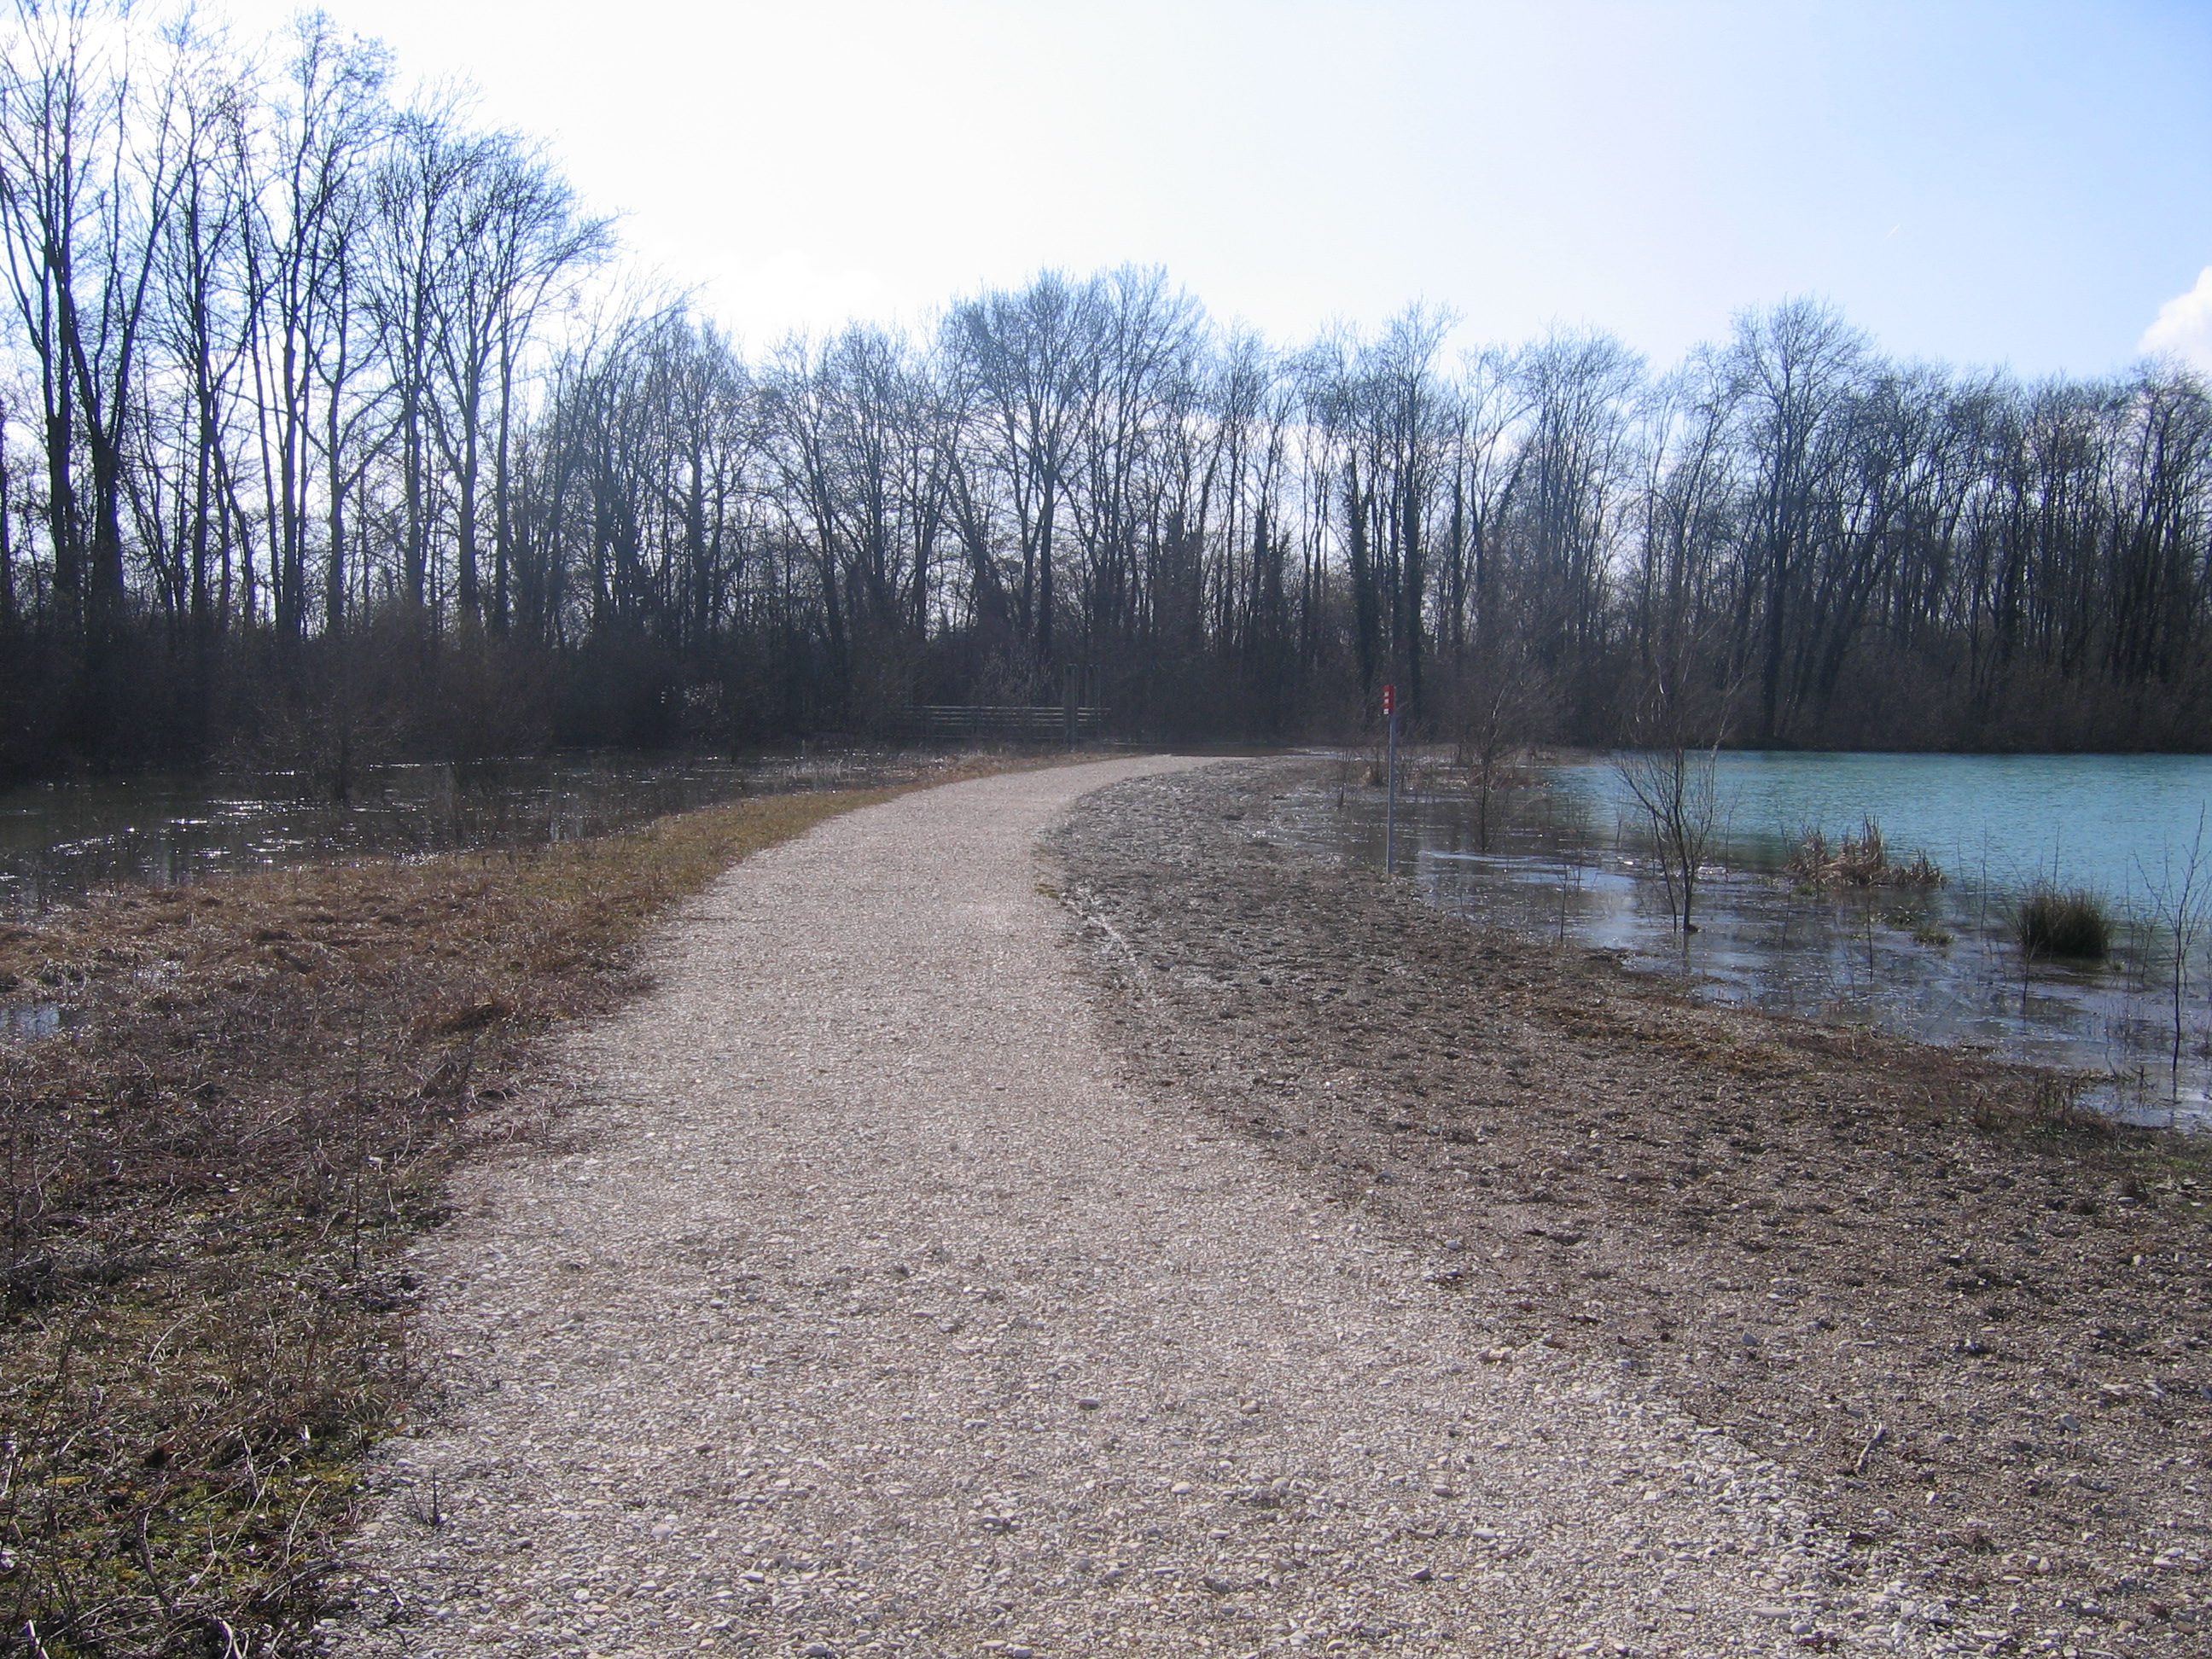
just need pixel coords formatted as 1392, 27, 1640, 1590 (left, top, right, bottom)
333, 756, 1900, 1658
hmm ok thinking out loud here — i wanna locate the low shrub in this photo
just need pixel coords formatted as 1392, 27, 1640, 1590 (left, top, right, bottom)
2016, 885, 2113, 960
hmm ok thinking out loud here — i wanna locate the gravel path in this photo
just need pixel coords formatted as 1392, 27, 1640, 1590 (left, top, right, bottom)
335, 759, 1905, 1659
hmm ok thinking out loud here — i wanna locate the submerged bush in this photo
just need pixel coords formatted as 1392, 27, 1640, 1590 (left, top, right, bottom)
2016, 885, 2114, 959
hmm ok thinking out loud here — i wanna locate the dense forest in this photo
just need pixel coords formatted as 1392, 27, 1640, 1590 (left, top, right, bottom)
1, 2, 2209, 785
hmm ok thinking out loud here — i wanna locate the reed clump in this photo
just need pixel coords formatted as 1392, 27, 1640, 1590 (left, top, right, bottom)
2015, 885, 2114, 960
0, 753, 1026, 1653
1785, 819, 1944, 888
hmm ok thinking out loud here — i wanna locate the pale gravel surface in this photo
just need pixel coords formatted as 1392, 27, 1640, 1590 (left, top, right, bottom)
332, 758, 1929, 1659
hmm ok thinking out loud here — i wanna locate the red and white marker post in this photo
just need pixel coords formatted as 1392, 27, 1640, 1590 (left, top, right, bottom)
1382, 682, 1399, 876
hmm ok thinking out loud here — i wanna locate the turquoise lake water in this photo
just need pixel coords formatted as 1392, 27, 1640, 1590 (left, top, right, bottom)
1559, 751, 2212, 906
1280, 750, 2212, 1127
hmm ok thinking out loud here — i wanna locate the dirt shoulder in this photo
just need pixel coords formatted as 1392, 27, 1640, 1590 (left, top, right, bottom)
1051, 758, 2212, 1656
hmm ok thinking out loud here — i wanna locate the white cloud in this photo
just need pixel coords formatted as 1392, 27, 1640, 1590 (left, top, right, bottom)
2141, 268, 2212, 371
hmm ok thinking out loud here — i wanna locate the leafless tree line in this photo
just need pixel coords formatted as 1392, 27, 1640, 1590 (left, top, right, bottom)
3, 0, 2210, 778
0, 0, 610, 766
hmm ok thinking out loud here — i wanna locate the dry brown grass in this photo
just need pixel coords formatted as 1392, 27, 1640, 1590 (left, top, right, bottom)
1785, 818, 1945, 888
0, 752, 1042, 1656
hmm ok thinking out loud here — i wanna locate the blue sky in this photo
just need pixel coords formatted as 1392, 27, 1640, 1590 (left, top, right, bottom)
223, 0, 2212, 375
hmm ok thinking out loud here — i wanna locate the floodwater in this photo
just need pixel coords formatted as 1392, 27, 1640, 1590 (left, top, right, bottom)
1563, 751, 2212, 910
0, 749, 907, 917
1275, 751, 2212, 1129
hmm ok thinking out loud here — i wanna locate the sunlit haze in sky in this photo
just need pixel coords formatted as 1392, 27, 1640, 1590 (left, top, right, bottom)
218, 0, 2212, 376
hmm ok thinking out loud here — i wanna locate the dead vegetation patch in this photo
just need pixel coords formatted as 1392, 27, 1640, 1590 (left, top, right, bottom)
1786, 819, 1946, 888
0, 751, 1032, 1656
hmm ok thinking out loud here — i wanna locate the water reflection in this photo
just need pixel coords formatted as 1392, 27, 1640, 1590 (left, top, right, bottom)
1272, 769, 2210, 1130
0, 749, 905, 917
2, 1003, 73, 1039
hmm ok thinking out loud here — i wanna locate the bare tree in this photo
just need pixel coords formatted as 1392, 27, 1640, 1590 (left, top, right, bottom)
242, 11, 387, 639
1723, 297, 1866, 745
1612, 709, 1724, 934
2138, 808, 2212, 1098
946, 270, 1102, 675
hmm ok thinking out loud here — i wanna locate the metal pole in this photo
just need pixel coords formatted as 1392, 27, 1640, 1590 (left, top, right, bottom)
1385, 705, 1398, 876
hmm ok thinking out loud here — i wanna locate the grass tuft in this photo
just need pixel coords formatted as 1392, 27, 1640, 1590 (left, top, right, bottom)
2016, 885, 2114, 960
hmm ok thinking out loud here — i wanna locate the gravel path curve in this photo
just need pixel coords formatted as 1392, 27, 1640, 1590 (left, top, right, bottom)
335, 759, 1905, 1659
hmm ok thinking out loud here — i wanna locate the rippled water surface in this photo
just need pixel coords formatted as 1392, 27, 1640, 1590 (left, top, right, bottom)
1275, 751, 2212, 1128
1563, 750, 2212, 907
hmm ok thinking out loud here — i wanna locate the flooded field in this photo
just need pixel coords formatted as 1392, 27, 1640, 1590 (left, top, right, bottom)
1274, 751, 2212, 1127
0, 748, 928, 916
